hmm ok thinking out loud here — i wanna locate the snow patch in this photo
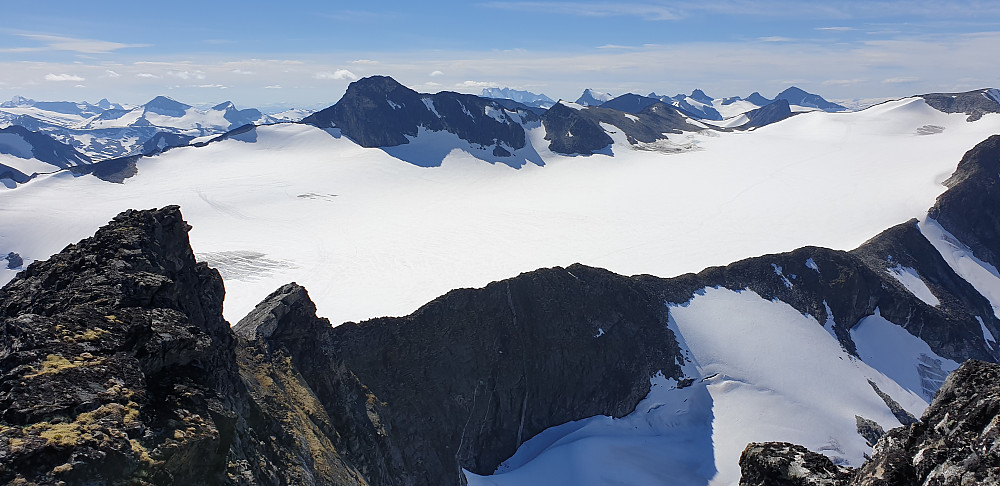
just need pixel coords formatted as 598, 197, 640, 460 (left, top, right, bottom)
919, 217, 1000, 317
421, 98, 440, 118
558, 101, 586, 111
772, 263, 793, 288
387, 98, 402, 110
887, 265, 940, 306
485, 105, 508, 124
665, 287, 927, 485
977, 316, 995, 350
805, 258, 820, 273
850, 308, 959, 401
466, 372, 716, 486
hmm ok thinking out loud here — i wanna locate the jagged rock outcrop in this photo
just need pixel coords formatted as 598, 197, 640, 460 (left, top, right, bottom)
3, 253, 21, 270
0, 207, 371, 485
739, 442, 854, 486
739, 360, 1000, 485
0, 206, 250, 483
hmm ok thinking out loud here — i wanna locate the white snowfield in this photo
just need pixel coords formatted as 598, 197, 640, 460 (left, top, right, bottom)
2, 96, 1000, 484
2, 97, 994, 326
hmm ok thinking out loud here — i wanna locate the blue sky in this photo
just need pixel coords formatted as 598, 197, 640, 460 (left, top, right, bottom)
2, 1, 999, 110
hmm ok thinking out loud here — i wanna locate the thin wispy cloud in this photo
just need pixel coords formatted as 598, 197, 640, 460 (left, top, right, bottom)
15, 34, 147, 54
817, 26, 856, 31
481, 2, 680, 20
759, 36, 793, 42
481, 1, 1000, 20
43, 73, 84, 82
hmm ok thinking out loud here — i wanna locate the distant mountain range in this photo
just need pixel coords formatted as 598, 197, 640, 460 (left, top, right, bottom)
0, 95, 310, 162
3, 78, 1000, 188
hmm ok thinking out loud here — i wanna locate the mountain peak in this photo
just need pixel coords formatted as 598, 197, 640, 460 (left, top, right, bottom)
774, 86, 846, 112
746, 92, 773, 106
576, 89, 613, 106
143, 96, 193, 117
689, 89, 713, 104
1, 95, 34, 108
212, 101, 236, 111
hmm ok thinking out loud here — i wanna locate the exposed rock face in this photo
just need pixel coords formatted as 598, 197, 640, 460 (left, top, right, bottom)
302, 75, 529, 154
539, 102, 614, 155
739, 442, 854, 486
329, 264, 683, 481
743, 99, 794, 128
0, 207, 375, 485
929, 135, 1000, 271
0, 206, 247, 483
921, 89, 1000, 121
541, 100, 694, 155
740, 360, 1000, 485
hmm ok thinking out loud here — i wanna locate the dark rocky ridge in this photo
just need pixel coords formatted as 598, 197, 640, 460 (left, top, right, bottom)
928, 134, 1000, 271
740, 360, 1000, 485
921, 89, 1000, 121
302, 75, 530, 155
541, 100, 696, 155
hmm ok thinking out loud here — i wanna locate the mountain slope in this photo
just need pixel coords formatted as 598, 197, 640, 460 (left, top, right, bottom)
774, 86, 847, 112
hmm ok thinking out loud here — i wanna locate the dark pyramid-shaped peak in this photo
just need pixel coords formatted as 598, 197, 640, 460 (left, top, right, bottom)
143, 96, 192, 117
746, 92, 772, 106
96, 98, 114, 109
774, 86, 846, 112
689, 89, 713, 104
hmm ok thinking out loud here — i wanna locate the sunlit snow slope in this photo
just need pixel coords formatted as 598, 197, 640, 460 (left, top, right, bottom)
1, 98, 998, 327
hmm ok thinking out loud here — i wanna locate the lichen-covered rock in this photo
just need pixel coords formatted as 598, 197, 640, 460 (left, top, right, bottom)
0, 206, 245, 484
739, 442, 854, 486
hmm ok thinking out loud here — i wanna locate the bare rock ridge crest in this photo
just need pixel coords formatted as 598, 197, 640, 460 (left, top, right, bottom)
2, 135, 1000, 482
